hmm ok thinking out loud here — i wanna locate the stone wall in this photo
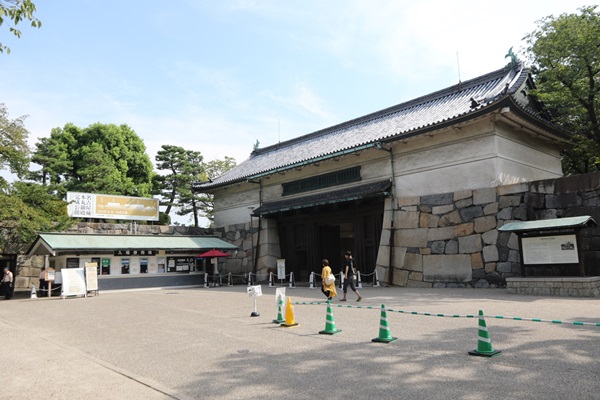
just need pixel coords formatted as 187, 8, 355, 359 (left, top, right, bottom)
387, 171, 600, 288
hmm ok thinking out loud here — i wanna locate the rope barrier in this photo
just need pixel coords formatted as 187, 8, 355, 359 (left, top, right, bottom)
290, 301, 600, 327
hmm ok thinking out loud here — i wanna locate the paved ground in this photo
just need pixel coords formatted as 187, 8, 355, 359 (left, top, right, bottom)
1, 285, 599, 400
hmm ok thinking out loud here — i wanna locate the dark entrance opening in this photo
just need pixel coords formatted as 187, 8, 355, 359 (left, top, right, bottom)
274, 198, 384, 281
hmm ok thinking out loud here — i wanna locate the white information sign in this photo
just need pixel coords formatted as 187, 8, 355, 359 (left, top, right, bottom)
277, 259, 286, 280
522, 235, 579, 265
61, 268, 87, 298
247, 285, 262, 297
84, 264, 98, 292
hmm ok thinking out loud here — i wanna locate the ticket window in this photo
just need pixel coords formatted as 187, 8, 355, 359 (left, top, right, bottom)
121, 258, 130, 275
140, 258, 148, 274
101, 258, 111, 275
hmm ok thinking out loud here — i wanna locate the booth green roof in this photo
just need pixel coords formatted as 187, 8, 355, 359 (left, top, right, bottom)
27, 233, 238, 256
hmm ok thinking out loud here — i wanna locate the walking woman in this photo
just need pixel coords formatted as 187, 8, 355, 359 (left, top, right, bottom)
321, 259, 337, 301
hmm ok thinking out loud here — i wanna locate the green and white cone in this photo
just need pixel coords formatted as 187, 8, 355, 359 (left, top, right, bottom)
319, 301, 341, 335
372, 304, 398, 343
468, 309, 501, 357
272, 298, 285, 324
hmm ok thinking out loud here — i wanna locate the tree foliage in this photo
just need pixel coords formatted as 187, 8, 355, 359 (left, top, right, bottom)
0, 181, 72, 253
524, 6, 600, 174
31, 122, 155, 197
0, 102, 29, 185
0, 0, 41, 54
154, 145, 236, 227
193, 156, 236, 225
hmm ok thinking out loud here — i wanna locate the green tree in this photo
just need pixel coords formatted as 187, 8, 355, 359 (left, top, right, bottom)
524, 6, 600, 174
31, 122, 155, 197
0, 0, 41, 54
0, 181, 73, 253
172, 150, 204, 228
193, 156, 236, 225
0, 103, 30, 186
154, 145, 198, 217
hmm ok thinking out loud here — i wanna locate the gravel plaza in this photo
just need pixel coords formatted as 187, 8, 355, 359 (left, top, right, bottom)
1, 285, 599, 400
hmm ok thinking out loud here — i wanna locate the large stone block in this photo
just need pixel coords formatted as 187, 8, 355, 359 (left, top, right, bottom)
376, 245, 390, 267
482, 229, 498, 245
454, 190, 473, 201
395, 229, 428, 247
423, 254, 472, 282
432, 204, 454, 215
428, 226, 454, 241
473, 187, 497, 205
438, 210, 462, 226
430, 241, 445, 254
404, 252, 423, 271
392, 269, 409, 286
546, 193, 582, 209
483, 202, 499, 215
421, 192, 454, 206
459, 206, 484, 222
445, 240, 458, 254
474, 216, 497, 233
482, 245, 499, 263
455, 198, 473, 209
499, 195, 522, 209
458, 234, 482, 253
395, 210, 420, 229
454, 223, 474, 237
397, 196, 420, 207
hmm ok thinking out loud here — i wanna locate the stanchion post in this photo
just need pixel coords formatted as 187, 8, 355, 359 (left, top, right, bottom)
357, 271, 363, 288
309, 272, 315, 289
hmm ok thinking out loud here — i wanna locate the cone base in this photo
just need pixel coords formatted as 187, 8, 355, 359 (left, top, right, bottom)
372, 336, 398, 343
250, 312, 260, 317
272, 319, 285, 324
280, 323, 299, 328
468, 349, 501, 357
319, 329, 341, 335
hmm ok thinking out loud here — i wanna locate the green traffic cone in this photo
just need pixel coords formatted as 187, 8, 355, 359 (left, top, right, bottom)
372, 304, 397, 343
272, 298, 285, 324
319, 301, 341, 335
468, 310, 501, 357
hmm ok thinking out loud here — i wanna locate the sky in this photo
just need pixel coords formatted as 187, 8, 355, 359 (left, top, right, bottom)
1, 0, 594, 225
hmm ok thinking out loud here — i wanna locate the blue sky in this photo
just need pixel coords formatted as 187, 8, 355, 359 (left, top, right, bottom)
1, 1, 593, 223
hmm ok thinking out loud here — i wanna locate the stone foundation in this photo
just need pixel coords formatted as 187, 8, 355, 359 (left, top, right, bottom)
506, 276, 600, 297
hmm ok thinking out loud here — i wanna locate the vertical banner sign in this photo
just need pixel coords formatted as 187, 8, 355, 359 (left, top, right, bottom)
84, 263, 99, 292
277, 259, 286, 280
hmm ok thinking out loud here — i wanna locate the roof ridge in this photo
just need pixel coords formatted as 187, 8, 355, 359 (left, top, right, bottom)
253, 64, 519, 155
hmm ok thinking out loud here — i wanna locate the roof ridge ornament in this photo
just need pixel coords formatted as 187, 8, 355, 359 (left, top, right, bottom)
505, 46, 519, 69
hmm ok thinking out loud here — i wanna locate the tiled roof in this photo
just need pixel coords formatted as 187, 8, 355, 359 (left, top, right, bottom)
253, 179, 392, 216
201, 64, 566, 190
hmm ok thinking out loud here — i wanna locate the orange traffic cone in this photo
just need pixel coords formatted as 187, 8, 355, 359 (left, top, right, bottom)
468, 310, 501, 357
280, 297, 299, 327
372, 304, 397, 343
319, 301, 341, 335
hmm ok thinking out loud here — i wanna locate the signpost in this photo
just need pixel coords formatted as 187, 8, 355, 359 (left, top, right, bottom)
247, 285, 262, 317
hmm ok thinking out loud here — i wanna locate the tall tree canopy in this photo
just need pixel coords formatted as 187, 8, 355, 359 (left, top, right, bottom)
0, 0, 41, 54
194, 156, 236, 225
0, 180, 72, 253
154, 145, 236, 227
31, 122, 155, 197
524, 6, 600, 174
0, 102, 29, 186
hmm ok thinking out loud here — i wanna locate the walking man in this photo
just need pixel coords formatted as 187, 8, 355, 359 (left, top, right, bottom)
340, 251, 362, 302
